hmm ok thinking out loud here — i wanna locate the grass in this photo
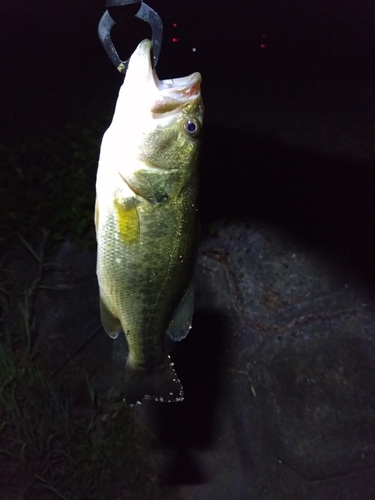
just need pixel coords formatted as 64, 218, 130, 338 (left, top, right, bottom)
0, 234, 169, 499
0, 114, 110, 252
0, 119, 173, 499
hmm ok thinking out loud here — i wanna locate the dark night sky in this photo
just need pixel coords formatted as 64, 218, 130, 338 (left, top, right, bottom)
1, 0, 374, 56
0, 0, 374, 138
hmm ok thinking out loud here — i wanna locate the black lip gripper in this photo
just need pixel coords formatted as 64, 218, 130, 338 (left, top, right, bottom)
98, 0, 163, 74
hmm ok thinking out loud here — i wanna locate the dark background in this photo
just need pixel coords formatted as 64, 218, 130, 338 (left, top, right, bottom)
1, 0, 375, 275
1, 0, 374, 138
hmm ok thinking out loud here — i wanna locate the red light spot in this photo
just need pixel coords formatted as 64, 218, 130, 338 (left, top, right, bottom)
172, 37, 179, 43
173, 23, 177, 27
260, 44, 266, 49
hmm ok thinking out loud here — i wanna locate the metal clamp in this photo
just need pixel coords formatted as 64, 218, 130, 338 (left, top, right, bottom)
98, 0, 163, 74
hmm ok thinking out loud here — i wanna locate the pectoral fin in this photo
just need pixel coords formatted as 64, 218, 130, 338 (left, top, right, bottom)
100, 296, 122, 339
114, 198, 140, 244
166, 280, 194, 342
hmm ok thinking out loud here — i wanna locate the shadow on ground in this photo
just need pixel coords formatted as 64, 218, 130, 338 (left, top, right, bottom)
154, 311, 228, 485
200, 123, 375, 282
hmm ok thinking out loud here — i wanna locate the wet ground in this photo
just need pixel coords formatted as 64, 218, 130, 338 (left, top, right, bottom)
2, 9, 375, 498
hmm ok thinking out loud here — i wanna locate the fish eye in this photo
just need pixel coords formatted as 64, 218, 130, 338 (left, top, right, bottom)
184, 118, 200, 137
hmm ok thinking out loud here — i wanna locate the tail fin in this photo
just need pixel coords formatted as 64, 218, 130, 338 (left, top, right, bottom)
123, 357, 184, 405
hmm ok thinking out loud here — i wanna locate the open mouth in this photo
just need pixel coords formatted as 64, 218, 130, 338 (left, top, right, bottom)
155, 72, 201, 100
133, 39, 202, 115
151, 71, 202, 115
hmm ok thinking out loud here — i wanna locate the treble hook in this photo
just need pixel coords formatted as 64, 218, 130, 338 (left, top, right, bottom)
98, 0, 163, 74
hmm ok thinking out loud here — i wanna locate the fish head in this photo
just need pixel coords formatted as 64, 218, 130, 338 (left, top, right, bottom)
109, 39, 203, 184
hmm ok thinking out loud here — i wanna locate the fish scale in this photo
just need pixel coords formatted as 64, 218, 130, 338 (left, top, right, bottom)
95, 39, 203, 404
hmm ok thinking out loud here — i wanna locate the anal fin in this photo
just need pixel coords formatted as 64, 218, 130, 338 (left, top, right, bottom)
166, 279, 194, 342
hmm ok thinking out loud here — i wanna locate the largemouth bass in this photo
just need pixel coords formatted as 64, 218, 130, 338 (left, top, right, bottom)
95, 39, 203, 405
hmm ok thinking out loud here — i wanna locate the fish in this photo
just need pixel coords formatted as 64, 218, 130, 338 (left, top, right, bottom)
95, 39, 203, 405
